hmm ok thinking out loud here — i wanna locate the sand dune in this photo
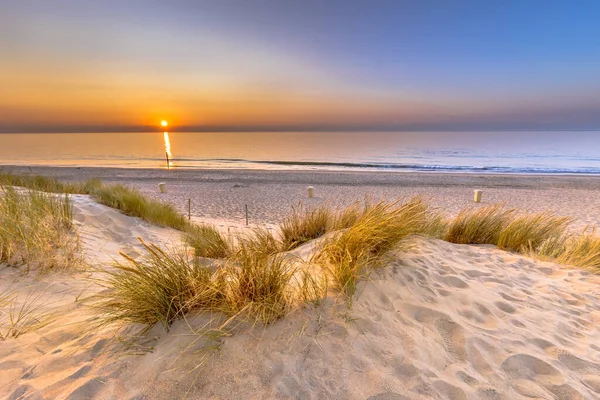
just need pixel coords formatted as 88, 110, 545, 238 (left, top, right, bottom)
2, 195, 600, 399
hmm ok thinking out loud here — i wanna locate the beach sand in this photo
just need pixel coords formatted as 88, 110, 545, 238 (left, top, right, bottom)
2, 166, 600, 399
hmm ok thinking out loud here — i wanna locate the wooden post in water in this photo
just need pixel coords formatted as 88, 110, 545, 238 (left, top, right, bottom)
166, 152, 170, 169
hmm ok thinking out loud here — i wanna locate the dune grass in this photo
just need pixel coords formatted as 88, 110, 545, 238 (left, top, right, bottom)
90, 240, 225, 333
89, 183, 189, 230
534, 229, 600, 272
0, 187, 80, 272
497, 212, 572, 252
183, 224, 233, 259
226, 248, 295, 324
445, 204, 514, 245
0, 172, 89, 194
1, 173, 187, 230
0, 290, 53, 340
280, 204, 332, 251
317, 197, 431, 299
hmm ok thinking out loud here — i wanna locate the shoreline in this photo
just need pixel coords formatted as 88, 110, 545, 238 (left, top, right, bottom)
2, 164, 600, 228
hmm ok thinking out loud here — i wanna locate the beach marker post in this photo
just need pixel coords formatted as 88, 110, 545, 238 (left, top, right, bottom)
245, 204, 249, 226
188, 198, 191, 221
307, 186, 314, 198
159, 182, 167, 193
474, 189, 482, 203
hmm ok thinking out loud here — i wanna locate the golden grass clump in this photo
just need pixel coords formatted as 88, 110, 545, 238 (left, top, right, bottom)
184, 224, 233, 259
317, 197, 430, 299
91, 240, 225, 333
279, 204, 332, 250
535, 229, 600, 272
0, 187, 80, 272
498, 212, 571, 252
226, 247, 296, 324
90, 183, 188, 230
445, 204, 514, 245
236, 227, 282, 257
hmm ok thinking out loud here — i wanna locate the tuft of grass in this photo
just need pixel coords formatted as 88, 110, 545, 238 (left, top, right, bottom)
0, 187, 80, 272
184, 224, 233, 259
445, 204, 514, 245
280, 204, 332, 251
236, 227, 282, 257
535, 229, 600, 272
226, 247, 296, 324
0, 172, 88, 194
0, 290, 53, 340
330, 201, 369, 230
90, 239, 225, 334
498, 212, 571, 252
89, 183, 188, 230
317, 197, 430, 299
1, 173, 187, 230
298, 269, 329, 307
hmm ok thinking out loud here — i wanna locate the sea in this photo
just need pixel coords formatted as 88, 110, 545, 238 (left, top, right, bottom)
1, 131, 599, 174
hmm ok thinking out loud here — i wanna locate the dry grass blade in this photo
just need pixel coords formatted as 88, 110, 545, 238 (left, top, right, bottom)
0, 290, 54, 340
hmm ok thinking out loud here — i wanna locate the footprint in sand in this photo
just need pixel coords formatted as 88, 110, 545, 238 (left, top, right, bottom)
501, 353, 562, 385
434, 318, 466, 363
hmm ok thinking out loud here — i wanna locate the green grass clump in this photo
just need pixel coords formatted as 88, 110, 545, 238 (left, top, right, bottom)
90, 183, 188, 230
91, 240, 225, 333
184, 224, 233, 259
317, 197, 430, 299
226, 248, 295, 324
1, 173, 187, 230
0, 172, 88, 194
445, 204, 514, 245
0, 187, 80, 272
498, 212, 571, 252
280, 204, 332, 251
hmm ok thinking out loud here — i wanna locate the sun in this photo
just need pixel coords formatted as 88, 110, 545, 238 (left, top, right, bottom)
161, 120, 168, 127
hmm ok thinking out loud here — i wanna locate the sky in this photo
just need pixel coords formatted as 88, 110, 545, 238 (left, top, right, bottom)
1, 0, 599, 132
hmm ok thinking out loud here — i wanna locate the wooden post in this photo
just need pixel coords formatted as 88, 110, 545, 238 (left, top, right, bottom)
188, 198, 191, 221
166, 152, 170, 169
474, 190, 482, 203
307, 186, 314, 198
245, 204, 249, 226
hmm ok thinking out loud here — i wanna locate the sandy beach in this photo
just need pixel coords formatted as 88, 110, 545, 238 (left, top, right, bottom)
2, 166, 600, 399
4, 165, 600, 229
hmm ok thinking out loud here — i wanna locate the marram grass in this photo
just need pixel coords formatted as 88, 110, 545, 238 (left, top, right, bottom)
498, 212, 571, 252
0, 187, 81, 272
1, 173, 187, 230
445, 204, 514, 245
184, 224, 233, 259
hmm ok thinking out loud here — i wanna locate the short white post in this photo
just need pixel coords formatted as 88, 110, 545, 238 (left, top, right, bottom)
474, 189, 482, 203
159, 182, 167, 193
307, 186, 314, 198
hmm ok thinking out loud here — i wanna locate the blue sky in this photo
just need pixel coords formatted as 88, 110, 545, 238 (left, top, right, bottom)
1, 0, 599, 131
